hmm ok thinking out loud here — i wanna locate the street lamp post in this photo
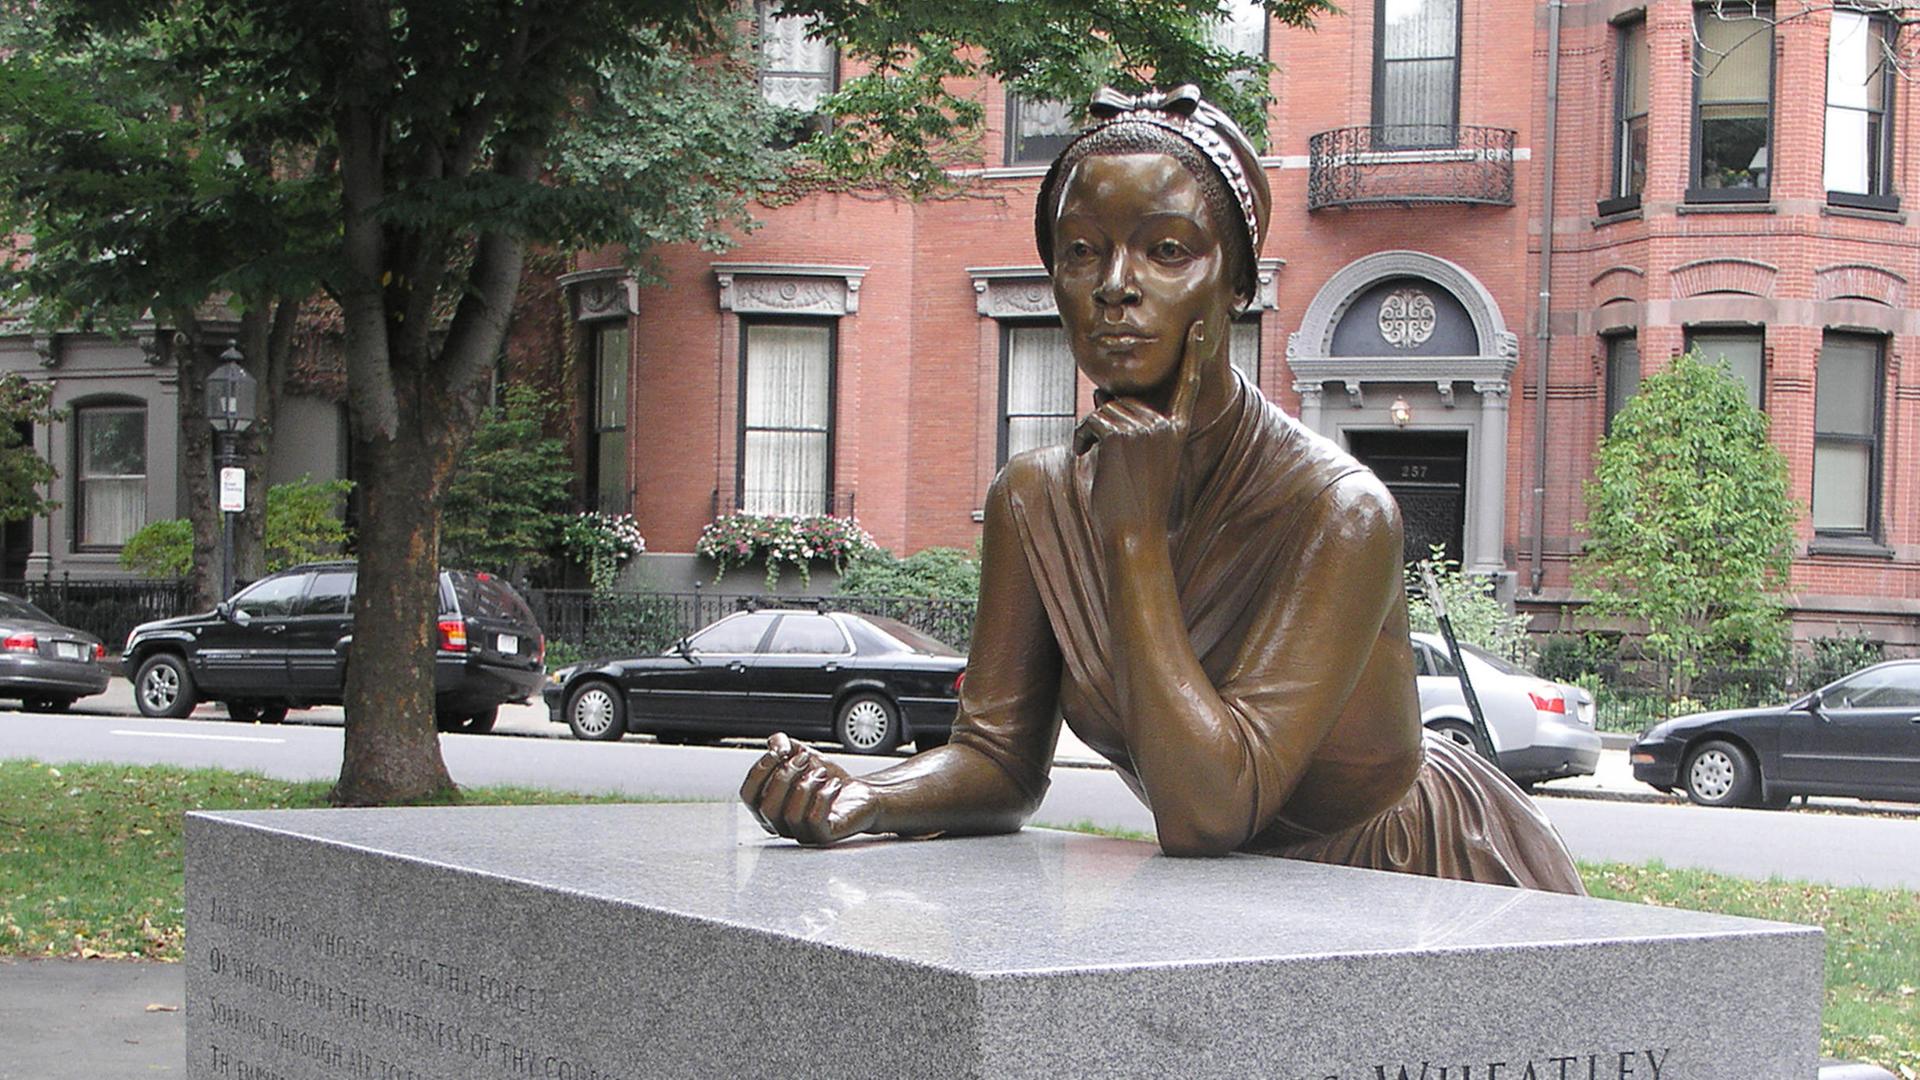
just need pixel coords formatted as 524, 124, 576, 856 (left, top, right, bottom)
206, 343, 259, 601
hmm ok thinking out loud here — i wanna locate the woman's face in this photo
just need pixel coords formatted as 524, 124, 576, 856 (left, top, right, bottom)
1051, 152, 1232, 407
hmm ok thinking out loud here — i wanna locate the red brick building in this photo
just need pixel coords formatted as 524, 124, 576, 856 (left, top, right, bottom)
558, 0, 1920, 647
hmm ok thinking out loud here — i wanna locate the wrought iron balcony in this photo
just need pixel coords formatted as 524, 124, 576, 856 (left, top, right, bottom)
1307, 125, 1516, 211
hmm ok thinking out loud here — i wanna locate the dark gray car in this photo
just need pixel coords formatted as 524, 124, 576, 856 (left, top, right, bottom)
0, 592, 112, 711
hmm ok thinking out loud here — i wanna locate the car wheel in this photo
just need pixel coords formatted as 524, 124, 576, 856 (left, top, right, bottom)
836, 692, 900, 755
134, 654, 197, 719
436, 707, 498, 735
1429, 719, 1493, 762
1682, 739, 1758, 808
226, 702, 289, 724
566, 682, 625, 742
22, 696, 75, 714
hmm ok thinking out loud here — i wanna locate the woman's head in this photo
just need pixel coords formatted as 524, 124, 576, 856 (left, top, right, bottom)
1035, 87, 1270, 403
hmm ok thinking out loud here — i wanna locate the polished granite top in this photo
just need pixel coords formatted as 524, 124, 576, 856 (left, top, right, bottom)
195, 803, 1816, 974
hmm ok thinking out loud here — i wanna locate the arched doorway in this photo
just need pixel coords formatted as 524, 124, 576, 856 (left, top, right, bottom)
1287, 251, 1518, 582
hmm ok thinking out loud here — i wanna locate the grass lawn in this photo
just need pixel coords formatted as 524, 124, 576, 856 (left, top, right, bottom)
5, 760, 1916, 1073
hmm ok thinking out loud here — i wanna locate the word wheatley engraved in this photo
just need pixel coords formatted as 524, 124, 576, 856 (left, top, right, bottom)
1378, 286, 1437, 349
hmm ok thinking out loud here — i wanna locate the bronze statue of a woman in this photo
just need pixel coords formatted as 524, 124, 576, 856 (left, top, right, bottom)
741, 86, 1584, 894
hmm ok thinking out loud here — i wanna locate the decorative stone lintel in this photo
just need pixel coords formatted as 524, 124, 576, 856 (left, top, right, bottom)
557, 267, 640, 322
1436, 381, 1456, 408
1248, 257, 1285, 312
1291, 380, 1324, 401
713, 263, 866, 317
1342, 379, 1365, 409
1287, 356, 1516, 388
31, 334, 58, 369
967, 266, 1055, 319
1473, 380, 1512, 403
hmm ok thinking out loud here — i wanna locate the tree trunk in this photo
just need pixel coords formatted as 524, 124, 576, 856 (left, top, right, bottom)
329, 380, 460, 805
170, 318, 221, 610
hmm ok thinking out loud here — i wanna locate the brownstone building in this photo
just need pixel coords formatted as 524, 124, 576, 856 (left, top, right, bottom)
558, 0, 1920, 647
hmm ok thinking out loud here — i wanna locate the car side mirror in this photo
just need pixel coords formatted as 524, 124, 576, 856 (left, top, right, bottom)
216, 601, 233, 621
1799, 689, 1828, 722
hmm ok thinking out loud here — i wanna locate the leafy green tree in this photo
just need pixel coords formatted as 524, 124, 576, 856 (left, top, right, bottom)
1575, 350, 1797, 701
0, 376, 61, 525
439, 387, 571, 581
838, 547, 981, 601
2, 0, 1326, 805
0, 9, 335, 607
119, 477, 353, 579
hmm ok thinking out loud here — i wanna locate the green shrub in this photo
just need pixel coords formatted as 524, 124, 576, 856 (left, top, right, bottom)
837, 546, 981, 601
117, 476, 353, 578
118, 518, 194, 577
1405, 546, 1535, 665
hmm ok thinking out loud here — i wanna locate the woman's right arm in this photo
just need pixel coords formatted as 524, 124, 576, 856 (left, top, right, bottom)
742, 464, 1065, 844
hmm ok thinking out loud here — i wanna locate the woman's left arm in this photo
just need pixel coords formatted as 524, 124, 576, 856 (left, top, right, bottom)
1098, 477, 1404, 855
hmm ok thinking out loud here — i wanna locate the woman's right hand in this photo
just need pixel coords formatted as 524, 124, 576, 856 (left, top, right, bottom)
740, 732, 880, 845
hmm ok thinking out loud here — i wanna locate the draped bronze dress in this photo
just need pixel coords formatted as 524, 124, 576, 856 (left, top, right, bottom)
946, 372, 1585, 894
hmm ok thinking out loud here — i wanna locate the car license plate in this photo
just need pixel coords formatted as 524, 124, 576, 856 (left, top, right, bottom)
54, 641, 83, 660
498, 634, 518, 655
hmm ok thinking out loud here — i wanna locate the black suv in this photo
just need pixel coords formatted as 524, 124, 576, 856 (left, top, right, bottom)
121, 562, 546, 732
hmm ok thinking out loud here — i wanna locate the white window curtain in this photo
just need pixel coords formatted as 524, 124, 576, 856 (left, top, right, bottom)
76, 406, 147, 548
1230, 318, 1261, 387
759, 1, 835, 111
1004, 325, 1076, 462
1010, 97, 1076, 164
1376, 0, 1459, 145
1824, 12, 1890, 195
743, 323, 832, 516
1210, 0, 1269, 89
593, 324, 630, 513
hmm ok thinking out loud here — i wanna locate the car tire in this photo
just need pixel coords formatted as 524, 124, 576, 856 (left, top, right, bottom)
1429, 718, 1494, 762
836, 692, 900, 755
565, 682, 625, 742
436, 707, 498, 735
1682, 739, 1758, 808
134, 654, 197, 719
226, 702, 289, 725
22, 696, 76, 714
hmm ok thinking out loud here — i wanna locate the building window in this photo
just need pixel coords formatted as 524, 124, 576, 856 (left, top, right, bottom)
1610, 17, 1649, 208
1001, 324, 1076, 465
1685, 328, 1765, 410
1691, 4, 1773, 200
1373, 0, 1461, 148
758, 1, 836, 146
1825, 10, 1896, 208
74, 404, 146, 549
1231, 318, 1261, 387
1210, 0, 1271, 92
1813, 332, 1884, 535
740, 321, 833, 515
1007, 96, 1076, 166
590, 323, 629, 514
1603, 333, 1641, 433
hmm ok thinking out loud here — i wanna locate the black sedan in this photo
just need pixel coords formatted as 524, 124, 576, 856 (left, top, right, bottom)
545, 609, 966, 754
1630, 659, 1920, 808
0, 592, 111, 712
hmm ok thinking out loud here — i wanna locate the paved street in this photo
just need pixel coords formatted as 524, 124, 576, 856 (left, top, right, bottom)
2, 680, 1917, 888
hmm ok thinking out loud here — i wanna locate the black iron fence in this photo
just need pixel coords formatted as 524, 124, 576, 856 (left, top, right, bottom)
1307, 124, 1516, 210
0, 576, 196, 648
524, 589, 980, 663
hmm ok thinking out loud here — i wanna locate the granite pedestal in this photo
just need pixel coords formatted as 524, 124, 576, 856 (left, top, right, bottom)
185, 803, 1823, 1079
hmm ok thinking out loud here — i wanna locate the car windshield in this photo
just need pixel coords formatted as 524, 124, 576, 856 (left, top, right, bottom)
0, 595, 54, 623
1458, 641, 1528, 677
860, 615, 962, 657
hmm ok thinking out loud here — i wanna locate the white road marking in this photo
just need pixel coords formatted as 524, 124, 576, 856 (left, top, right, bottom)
110, 729, 286, 744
